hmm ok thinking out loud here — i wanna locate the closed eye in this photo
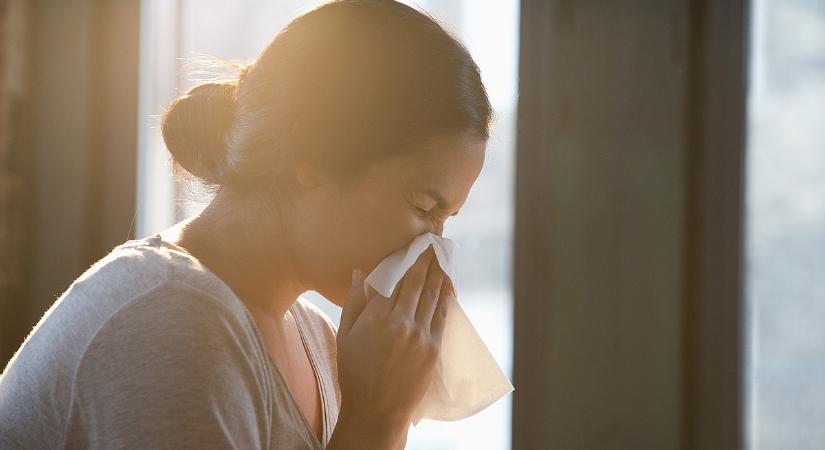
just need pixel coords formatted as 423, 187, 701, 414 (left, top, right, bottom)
415, 206, 459, 222
414, 206, 430, 216
422, 189, 461, 217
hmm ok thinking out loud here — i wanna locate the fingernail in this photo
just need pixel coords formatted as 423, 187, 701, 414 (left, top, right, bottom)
352, 269, 362, 286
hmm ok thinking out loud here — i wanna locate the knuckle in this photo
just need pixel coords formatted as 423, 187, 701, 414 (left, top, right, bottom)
392, 319, 414, 338
409, 327, 427, 345
439, 300, 449, 316
393, 319, 429, 346
425, 289, 439, 303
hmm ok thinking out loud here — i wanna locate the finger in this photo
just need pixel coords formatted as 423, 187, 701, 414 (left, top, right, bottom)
363, 292, 393, 317
430, 276, 454, 343
414, 253, 445, 328
387, 272, 404, 303
391, 246, 435, 319
339, 269, 367, 340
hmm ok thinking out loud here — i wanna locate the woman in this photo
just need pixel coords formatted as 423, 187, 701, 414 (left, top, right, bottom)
0, 0, 491, 448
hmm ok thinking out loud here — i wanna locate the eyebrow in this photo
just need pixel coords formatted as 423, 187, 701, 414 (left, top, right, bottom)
423, 189, 461, 216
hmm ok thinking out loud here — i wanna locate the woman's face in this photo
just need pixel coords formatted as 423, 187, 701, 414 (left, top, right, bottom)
290, 132, 486, 307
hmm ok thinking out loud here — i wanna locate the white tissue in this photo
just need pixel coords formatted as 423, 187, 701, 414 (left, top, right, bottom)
362, 232, 515, 426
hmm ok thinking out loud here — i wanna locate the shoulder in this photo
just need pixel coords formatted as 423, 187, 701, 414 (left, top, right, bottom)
65, 283, 272, 449
67, 237, 179, 305
61, 235, 250, 331
78, 280, 262, 374
0, 238, 251, 403
69, 282, 268, 405
70, 282, 271, 420
73, 235, 233, 295
61, 235, 220, 316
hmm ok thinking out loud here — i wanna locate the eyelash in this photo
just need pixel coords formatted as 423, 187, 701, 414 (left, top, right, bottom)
414, 206, 458, 225
407, 192, 459, 222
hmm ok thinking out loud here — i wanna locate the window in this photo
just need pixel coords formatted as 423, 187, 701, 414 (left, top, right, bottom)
136, 1, 519, 448
746, 0, 825, 448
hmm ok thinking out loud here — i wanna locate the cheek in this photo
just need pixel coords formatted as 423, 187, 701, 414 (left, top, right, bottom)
347, 206, 428, 274
321, 211, 432, 306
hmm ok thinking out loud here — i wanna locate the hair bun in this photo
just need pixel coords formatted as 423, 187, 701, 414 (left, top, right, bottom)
161, 82, 237, 185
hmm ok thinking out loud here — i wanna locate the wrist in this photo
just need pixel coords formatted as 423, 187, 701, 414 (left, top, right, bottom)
329, 407, 407, 450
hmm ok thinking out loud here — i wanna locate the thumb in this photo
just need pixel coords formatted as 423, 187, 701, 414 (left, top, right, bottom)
339, 269, 367, 341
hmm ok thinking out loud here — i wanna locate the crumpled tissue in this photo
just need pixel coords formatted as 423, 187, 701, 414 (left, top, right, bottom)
362, 232, 514, 426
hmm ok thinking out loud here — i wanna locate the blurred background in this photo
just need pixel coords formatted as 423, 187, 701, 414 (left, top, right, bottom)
0, 0, 823, 449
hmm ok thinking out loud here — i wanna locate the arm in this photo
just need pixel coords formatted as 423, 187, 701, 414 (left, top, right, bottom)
65, 290, 268, 449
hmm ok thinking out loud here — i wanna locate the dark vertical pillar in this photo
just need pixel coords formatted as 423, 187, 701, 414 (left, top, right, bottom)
683, 1, 748, 449
1, 0, 140, 367
513, 1, 747, 449
0, 0, 33, 366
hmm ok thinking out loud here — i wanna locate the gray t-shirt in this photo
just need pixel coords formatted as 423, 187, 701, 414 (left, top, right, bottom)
0, 234, 341, 449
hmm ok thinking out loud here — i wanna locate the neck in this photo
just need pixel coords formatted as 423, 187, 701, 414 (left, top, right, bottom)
166, 190, 306, 324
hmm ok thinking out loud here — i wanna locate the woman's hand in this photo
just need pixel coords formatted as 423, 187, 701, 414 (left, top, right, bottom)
333, 246, 454, 444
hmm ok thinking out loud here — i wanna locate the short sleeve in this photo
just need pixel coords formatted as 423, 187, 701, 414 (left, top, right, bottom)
64, 283, 270, 450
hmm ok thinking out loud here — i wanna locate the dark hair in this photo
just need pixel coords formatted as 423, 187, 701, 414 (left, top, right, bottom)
161, 0, 492, 207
